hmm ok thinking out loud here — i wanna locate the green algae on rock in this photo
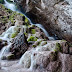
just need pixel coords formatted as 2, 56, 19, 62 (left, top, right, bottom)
7, 54, 15, 60
55, 43, 62, 52
27, 36, 38, 42
11, 32, 18, 38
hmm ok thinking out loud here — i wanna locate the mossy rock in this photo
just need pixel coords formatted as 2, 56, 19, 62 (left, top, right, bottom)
7, 54, 15, 60
11, 32, 18, 38
55, 43, 62, 52
27, 36, 38, 42
0, 39, 2, 42
25, 17, 29, 26
32, 40, 42, 48
40, 41, 47, 46
1, 56, 7, 60
50, 52, 57, 61
31, 29, 36, 34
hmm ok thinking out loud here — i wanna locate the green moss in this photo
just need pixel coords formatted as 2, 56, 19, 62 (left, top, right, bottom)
6, 9, 13, 13
0, 0, 4, 4
55, 43, 62, 52
32, 45, 36, 48
40, 41, 47, 46
25, 17, 29, 26
8, 12, 17, 23
7, 54, 15, 60
24, 32, 28, 36
0, 39, 2, 42
19, 13, 24, 16
31, 29, 36, 34
68, 43, 72, 47
50, 52, 57, 61
11, 32, 18, 38
27, 36, 38, 42
61, 39, 67, 42
32, 41, 42, 48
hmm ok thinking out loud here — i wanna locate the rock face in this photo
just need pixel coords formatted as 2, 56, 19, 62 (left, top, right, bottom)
0, 4, 25, 34
19, 40, 72, 72
14, 0, 72, 43
0, 39, 8, 50
10, 33, 28, 59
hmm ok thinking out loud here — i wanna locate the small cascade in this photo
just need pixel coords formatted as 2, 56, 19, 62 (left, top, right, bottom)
35, 24, 55, 40
4, 0, 17, 11
29, 52, 35, 70
0, 43, 12, 59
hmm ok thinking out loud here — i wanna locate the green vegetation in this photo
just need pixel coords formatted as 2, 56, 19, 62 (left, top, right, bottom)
6, 9, 13, 13
0, 0, 4, 4
24, 32, 28, 36
0, 39, 2, 42
27, 36, 38, 42
31, 29, 36, 34
8, 12, 17, 23
25, 17, 29, 26
7, 54, 15, 60
11, 32, 18, 38
32, 40, 42, 48
55, 43, 62, 52
32, 45, 37, 48
68, 42, 72, 47
19, 13, 24, 16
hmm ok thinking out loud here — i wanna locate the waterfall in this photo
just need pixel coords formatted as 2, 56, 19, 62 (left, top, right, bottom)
4, 0, 16, 11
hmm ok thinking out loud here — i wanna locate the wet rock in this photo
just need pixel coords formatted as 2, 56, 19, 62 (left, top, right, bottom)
10, 33, 28, 59
69, 47, 72, 55
0, 39, 8, 50
19, 51, 32, 68
40, 41, 47, 46
1, 56, 7, 60
59, 53, 72, 72
60, 41, 69, 54
7, 54, 15, 60
30, 51, 57, 70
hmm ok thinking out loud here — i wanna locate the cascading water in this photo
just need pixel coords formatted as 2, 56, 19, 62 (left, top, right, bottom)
3, 0, 55, 40
0, 43, 12, 59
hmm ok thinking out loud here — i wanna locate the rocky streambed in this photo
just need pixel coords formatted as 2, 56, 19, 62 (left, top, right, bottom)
0, 1, 72, 72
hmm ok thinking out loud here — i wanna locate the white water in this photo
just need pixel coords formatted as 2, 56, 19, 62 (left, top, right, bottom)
0, 43, 12, 59
65, 0, 72, 4
4, 0, 16, 11
0, 26, 17, 59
